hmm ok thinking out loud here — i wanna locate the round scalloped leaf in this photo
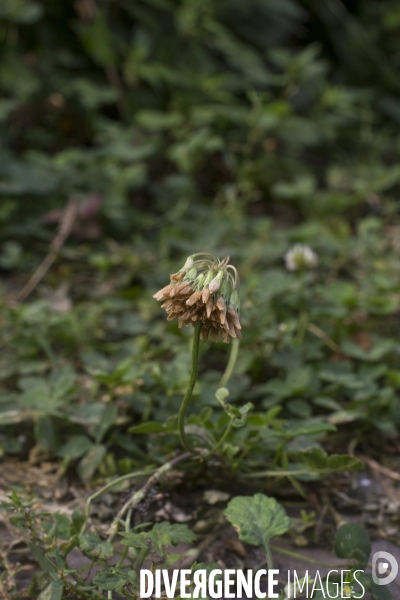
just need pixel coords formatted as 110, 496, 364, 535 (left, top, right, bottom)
334, 523, 371, 567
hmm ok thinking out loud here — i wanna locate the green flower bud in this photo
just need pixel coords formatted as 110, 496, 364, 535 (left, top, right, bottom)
184, 266, 198, 281
229, 290, 240, 311
182, 256, 194, 270
194, 272, 206, 289
209, 270, 224, 293
219, 276, 231, 300
203, 270, 214, 288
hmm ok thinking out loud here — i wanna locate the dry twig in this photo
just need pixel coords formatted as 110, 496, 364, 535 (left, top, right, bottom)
15, 198, 78, 303
358, 454, 400, 482
107, 452, 191, 542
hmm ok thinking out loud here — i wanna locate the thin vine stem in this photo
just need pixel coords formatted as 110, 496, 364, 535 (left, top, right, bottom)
219, 338, 239, 387
178, 321, 202, 451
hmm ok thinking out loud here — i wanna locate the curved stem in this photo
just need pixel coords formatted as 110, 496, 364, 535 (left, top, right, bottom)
178, 321, 202, 451
80, 468, 156, 536
107, 452, 191, 542
219, 338, 240, 387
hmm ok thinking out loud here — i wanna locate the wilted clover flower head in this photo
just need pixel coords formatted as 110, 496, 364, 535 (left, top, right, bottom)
153, 253, 241, 343
284, 244, 318, 271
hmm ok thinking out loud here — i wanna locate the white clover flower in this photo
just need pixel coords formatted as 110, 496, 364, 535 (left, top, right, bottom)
284, 244, 318, 271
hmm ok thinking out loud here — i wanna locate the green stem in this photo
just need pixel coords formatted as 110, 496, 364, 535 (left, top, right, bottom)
178, 321, 202, 451
200, 337, 240, 459
296, 309, 308, 345
264, 542, 274, 571
242, 468, 317, 478
270, 545, 345, 568
116, 546, 129, 569
219, 338, 240, 387
204, 420, 232, 458
107, 453, 191, 542
80, 468, 156, 536
296, 269, 307, 345
134, 547, 148, 575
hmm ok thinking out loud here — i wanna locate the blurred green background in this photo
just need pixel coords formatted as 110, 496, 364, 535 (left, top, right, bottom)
3, 0, 400, 229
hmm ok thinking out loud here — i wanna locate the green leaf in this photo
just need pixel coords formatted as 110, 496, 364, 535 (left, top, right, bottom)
371, 580, 395, 600
77, 10, 116, 66
288, 422, 337, 437
50, 367, 76, 401
57, 435, 93, 460
121, 522, 196, 556
341, 339, 394, 362
287, 399, 312, 418
92, 572, 122, 591
152, 522, 197, 545
70, 510, 85, 536
37, 581, 64, 600
28, 542, 57, 576
334, 523, 371, 567
224, 494, 291, 555
79, 533, 114, 559
94, 403, 118, 443
34, 415, 56, 451
299, 447, 364, 472
247, 406, 282, 428
120, 532, 149, 550
136, 110, 184, 130
128, 421, 166, 434
231, 402, 254, 428
326, 454, 364, 471
286, 367, 312, 394
0, 0, 44, 24
77, 444, 106, 480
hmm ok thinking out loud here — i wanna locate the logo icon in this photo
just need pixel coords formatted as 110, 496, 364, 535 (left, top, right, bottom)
372, 551, 398, 586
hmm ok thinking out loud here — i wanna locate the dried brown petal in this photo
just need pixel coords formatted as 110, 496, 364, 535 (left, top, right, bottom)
200, 327, 209, 341
153, 284, 173, 301
169, 282, 185, 296
179, 284, 193, 296
210, 327, 219, 342
227, 307, 241, 330
206, 298, 214, 318
227, 320, 237, 338
202, 287, 210, 303
170, 271, 185, 282
216, 296, 226, 311
161, 299, 175, 310
186, 290, 202, 306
